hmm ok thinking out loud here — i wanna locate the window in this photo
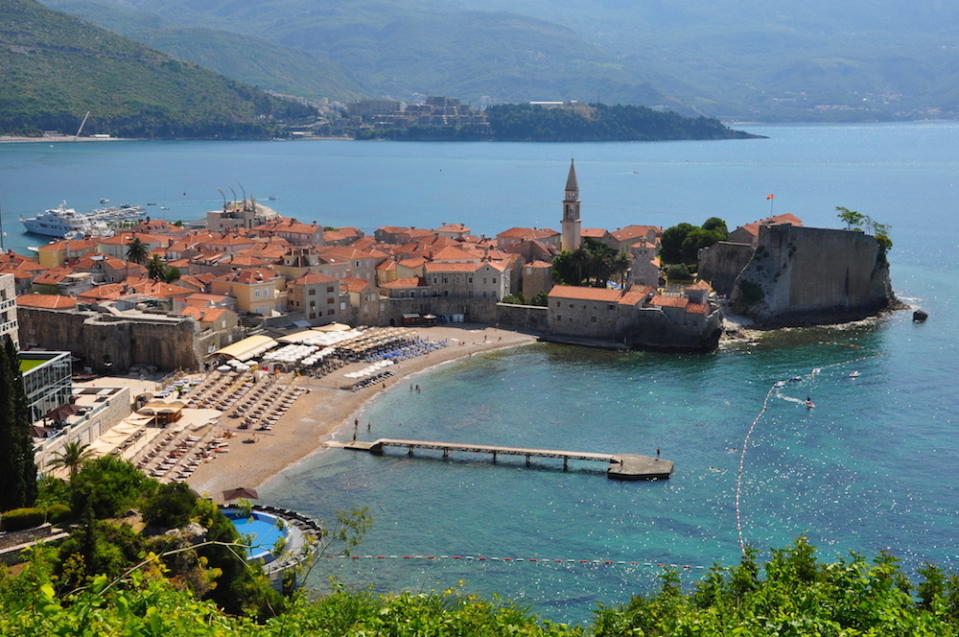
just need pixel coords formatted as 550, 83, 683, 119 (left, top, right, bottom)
591, 316, 597, 322
468, 277, 472, 283
555, 301, 560, 308
556, 314, 561, 321
327, 286, 334, 293
327, 309, 334, 315
608, 304, 615, 310
482, 278, 486, 285
309, 289, 316, 295
493, 278, 497, 284
327, 297, 334, 304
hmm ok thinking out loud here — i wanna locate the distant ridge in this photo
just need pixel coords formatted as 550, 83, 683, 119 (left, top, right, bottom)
0, 0, 315, 138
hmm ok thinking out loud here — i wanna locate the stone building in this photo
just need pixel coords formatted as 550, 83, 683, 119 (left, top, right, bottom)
287, 272, 347, 324
0, 273, 18, 346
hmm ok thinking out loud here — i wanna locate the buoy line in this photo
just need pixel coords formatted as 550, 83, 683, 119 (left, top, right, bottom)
734, 350, 884, 555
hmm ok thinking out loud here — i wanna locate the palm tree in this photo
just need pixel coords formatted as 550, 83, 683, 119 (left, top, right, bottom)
126, 237, 148, 264
146, 254, 165, 280
48, 440, 95, 479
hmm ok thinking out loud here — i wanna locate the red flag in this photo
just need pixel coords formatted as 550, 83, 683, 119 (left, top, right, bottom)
766, 193, 775, 200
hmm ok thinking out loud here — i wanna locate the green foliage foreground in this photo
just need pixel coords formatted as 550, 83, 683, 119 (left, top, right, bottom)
4, 537, 959, 636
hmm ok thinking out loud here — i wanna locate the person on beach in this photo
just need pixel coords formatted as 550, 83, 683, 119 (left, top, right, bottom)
367, 422, 371, 432
656, 448, 660, 459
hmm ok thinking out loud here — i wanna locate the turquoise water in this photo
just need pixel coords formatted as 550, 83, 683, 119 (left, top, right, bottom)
224, 510, 286, 560
3, 123, 958, 623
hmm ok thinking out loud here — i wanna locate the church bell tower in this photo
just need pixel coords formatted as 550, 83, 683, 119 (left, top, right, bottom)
561, 159, 582, 252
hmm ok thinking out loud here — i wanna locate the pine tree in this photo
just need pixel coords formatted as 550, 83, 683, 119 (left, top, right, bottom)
0, 335, 38, 510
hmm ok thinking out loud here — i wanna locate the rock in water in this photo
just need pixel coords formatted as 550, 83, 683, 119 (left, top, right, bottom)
913, 309, 929, 322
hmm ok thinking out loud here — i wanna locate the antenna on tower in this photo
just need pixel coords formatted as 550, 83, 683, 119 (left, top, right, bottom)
228, 186, 238, 208
217, 188, 227, 211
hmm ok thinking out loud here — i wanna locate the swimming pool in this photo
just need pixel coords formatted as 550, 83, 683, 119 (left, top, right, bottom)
223, 509, 288, 561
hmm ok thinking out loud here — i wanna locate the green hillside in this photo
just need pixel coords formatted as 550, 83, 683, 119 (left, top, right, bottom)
51, 0, 959, 122
48, 0, 696, 114
42, 0, 366, 101
0, 0, 315, 138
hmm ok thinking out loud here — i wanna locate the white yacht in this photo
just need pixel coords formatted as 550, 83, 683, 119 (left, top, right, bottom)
20, 201, 145, 238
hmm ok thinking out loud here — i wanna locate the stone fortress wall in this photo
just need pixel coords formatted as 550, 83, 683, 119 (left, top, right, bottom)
18, 307, 200, 373
730, 224, 894, 326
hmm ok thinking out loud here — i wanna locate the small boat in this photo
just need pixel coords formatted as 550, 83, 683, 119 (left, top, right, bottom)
804, 399, 816, 409
146, 202, 157, 206
159, 205, 170, 210
789, 376, 802, 382
849, 371, 861, 378
268, 195, 278, 200
99, 197, 110, 204
774, 380, 786, 388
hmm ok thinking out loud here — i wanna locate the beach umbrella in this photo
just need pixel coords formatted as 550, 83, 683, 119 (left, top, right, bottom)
222, 487, 259, 501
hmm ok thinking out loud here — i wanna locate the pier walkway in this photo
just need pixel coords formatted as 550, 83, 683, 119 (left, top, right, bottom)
332, 438, 673, 480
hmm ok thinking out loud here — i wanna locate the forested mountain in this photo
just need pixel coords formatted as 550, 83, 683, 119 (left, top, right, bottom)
36, 0, 959, 121
42, 0, 366, 101
0, 0, 315, 138
44, 0, 695, 114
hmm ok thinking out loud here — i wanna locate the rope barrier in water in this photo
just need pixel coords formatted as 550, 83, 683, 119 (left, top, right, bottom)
734, 349, 885, 556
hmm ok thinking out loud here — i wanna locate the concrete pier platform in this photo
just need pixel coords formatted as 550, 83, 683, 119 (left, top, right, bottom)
337, 438, 673, 480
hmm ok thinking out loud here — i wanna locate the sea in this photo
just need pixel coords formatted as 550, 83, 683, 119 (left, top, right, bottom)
2, 122, 958, 624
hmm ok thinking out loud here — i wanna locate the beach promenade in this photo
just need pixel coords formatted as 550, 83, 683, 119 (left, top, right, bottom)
187, 325, 537, 498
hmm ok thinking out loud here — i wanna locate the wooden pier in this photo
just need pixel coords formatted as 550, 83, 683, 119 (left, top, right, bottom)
336, 438, 673, 480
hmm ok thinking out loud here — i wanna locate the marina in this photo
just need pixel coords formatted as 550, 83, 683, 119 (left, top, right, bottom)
19, 200, 145, 238
336, 438, 674, 480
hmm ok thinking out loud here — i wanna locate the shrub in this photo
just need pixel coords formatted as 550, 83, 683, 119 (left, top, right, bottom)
70, 456, 155, 519
738, 279, 765, 305
46, 504, 71, 524
1, 507, 46, 531
666, 263, 691, 281
142, 482, 197, 529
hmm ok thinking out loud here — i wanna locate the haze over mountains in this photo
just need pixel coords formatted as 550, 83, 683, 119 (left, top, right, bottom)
42, 0, 959, 121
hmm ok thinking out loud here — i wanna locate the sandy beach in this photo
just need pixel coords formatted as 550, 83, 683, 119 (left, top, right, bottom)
186, 325, 537, 498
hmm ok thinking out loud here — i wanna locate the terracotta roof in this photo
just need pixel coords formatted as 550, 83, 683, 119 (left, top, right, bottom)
39, 238, 98, 252
292, 272, 336, 286
16, 294, 77, 309
77, 283, 125, 301
181, 306, 230, 323
424, 262, 483, 273
186, 293, 231, 306
376, 260, 397, 271
685, 281, 712, 291
737, 213, 803, 237
220, 268, 279, 284
548, 285, 622, 303
434, 223, 471, 233
686, 303, 708, 315
524, 260, 553, 269
612, 225, 661, 242
398, 257, 427, 269
618, 286, 654, 306
581, 228, 609, 238
650, 294, 688, 309
497, 227, 560, 240
33, 266, 75, 285
431, 246, 477, 262
381, 277, 424, 289
342, 277, 372, 293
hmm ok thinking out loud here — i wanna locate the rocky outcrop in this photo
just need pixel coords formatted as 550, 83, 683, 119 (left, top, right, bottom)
730, 224, 894, 327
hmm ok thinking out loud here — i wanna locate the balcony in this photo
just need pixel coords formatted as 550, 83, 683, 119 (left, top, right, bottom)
0, 319, 18, 334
